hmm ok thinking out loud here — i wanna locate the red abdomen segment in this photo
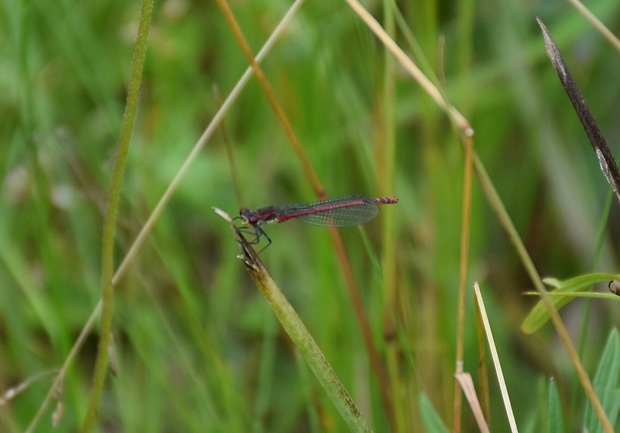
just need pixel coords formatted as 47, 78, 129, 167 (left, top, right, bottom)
374, 196, 398, 205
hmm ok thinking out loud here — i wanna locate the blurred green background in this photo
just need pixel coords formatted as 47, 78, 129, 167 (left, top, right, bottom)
1, 0, 620, 431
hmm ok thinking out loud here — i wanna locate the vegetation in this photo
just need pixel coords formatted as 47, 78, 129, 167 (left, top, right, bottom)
1, 0, 620, 432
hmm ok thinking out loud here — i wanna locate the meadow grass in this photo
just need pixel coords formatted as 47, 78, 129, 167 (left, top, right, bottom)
1, 0, 620, 432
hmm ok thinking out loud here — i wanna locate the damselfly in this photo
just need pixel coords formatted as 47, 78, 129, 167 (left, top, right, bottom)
237, 195, 398, 251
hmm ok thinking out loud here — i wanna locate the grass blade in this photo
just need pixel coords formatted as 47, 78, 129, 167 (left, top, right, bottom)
215, 208, 373, 433
547, 378, 564, 433
521, 273, 620, 334
474, 283, 518, 433
419, 393, 450, 433
584, 330, 620, 433
80, 1, 153, 431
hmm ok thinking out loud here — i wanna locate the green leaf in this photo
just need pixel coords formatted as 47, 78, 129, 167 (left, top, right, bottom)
584, 329, 620, 433
521, 273, 620, 334
547, 378, 564, 433
419, 393, 450, 433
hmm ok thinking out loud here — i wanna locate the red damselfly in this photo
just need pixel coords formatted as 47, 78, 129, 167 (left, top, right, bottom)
237, 195, 398, 251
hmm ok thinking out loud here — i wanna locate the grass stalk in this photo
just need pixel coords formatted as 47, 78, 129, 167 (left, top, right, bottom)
379, 2, 399, 432
28, 1, 305, 427
453, 134, 474, 432
345, 4, 477, 431
216, 0, 396, 427
343, 0, 472, 136
473, 283, 517, 432
114, 0, 304, 284
214, 0, 323, 196
80, 0, 153, 431
472, 152, 613, 433
567, 0, 620, 51
474, 292, 490, 425
347, 4, 612, 429
215, 208, 373, 433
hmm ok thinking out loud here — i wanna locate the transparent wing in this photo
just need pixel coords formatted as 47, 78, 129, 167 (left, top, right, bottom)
274, 195, 379, 227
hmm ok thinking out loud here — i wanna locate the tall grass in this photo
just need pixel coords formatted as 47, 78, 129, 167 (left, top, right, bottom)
1, 0, 620, 432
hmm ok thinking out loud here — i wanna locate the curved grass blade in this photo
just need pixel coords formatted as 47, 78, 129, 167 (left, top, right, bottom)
521, 273, 620, 334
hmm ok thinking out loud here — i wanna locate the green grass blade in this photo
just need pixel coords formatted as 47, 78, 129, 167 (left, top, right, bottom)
216, 209, 373, 433
419, 393, 450, 433
521, 273, 620, 334
584, 329, 620, 433
80, 1, 154, 431
547, 379, 565, 433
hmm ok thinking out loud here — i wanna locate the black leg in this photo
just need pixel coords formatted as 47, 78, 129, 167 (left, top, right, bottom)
255, 227, 272, 253
235, 222, 271, 252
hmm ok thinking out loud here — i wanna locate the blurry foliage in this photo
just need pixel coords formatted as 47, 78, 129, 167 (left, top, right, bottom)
1, 0, 620, 431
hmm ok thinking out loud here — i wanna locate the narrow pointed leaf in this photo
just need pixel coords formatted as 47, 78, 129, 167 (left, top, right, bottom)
521, 273, 619, 334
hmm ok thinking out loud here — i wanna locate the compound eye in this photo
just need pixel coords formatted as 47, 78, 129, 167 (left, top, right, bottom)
239, 208, 252, 225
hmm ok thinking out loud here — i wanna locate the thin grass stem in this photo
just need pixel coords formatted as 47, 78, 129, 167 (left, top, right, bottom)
473, 152, 613, 433
567, 0, 620, 51
343, 0, 472, 136
215, 0, 396, 427
79, 1, 153, 431
30, 1, 305, 428
454, 134, 474, 432
214, 0, 323, 196
473, 283, 517, 433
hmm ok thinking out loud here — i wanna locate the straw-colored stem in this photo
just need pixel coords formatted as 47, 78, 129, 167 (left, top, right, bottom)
215, 0, 396, 426
343, 0, 472, 135
453, 134, 474, 432
472, 152, 613, 433
567, 0, 620, 51
474, 283, 517, 433
214, 0, 323, 196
